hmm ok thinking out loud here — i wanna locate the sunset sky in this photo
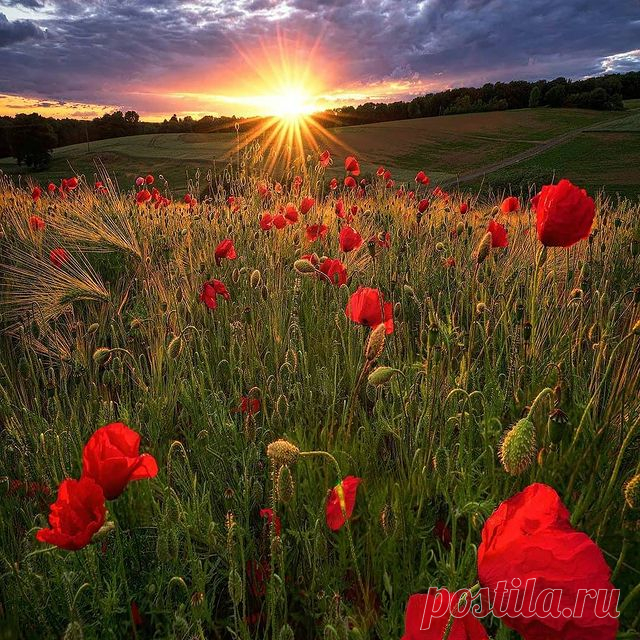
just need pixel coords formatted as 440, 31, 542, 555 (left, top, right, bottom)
0, 0, 639, 121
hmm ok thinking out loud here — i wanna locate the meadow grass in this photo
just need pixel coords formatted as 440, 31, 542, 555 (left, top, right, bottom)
0, 154, 639, 639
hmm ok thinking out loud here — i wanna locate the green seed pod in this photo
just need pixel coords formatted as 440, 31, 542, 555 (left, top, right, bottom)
276, 465, 295, 503
456, 221, 464, 236
547, 408, 569, 445
368, 366, 399, 387
624, 475, 640, 509
433, 446, 450, 479
499, 418, 537, 475
87, 322, 100, 335
293, 259, 316, 275
167, 335, 183, 359
476, 232, 493, 265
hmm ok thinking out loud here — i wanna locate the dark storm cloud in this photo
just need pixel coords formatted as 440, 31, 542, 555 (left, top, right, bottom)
0, 0, 638, 115
0, 11, 44, 46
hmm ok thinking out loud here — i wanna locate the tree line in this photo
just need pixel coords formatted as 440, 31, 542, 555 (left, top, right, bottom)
1, 71, 638, 169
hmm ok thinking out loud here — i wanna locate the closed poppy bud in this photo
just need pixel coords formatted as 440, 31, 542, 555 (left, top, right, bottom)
326, 476, 361, 531
499, 418, 536, 475
81, 422, 158, 500
365, 323, 386, 361
294, 259, 316, 275
167, 335, 183, 359
36, 477, 106, 550
476, 232, 493, 264
368, 366, 399, 387
92, 347, 112, 366
625, 475, 640, 509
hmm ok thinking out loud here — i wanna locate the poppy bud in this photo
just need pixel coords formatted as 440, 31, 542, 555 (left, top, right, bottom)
427, 323, 439, 347
365, 323, 386, 361
250, 269, 262, 288
435, 242, 445, 252
624, 474, 640, 509
499, 418, 537, 475
475, 232, 493, 265
231, 268, 240, 283
523, 322, 532, 343
266, 439, 300, 468
433, 446, 450, 480
368, 366, 399, 387
456, 222, 464, 236
276, 465, 295, 503
515, 301, 524, 322
87, 322, 100, 335
92, 347, 111, 366
380, 502, 397, 536
293, 259, 316, 275
476, 302, 487, 315
167, 336, 183, 359
547, 408, 569, 445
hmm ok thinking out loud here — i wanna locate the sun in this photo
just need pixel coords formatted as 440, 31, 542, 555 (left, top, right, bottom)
265, 86, 316, 121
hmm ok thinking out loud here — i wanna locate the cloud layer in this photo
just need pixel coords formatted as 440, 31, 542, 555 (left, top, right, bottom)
0, 0, 638, 119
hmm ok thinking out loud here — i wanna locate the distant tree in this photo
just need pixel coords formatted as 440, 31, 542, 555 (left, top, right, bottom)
124, 110, 140, 125
528, 86, 541, 108
544, 84, 566, 108
9, 113, 57, 169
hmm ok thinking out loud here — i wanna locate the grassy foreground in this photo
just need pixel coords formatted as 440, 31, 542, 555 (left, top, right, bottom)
0, 155, 639, 639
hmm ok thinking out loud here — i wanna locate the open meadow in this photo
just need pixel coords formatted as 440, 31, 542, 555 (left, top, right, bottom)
2, 106, 638, 199
0, 148, 639, 638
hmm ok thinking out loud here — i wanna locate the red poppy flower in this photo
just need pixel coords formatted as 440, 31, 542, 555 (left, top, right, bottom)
184, 193, 193, 204
434, 519, 452, 549
200, 279, 231, 310
318, 257, 347, 286
478, 483, 619, 640
344, 176, 357, 189
239, 396, 260, 415
326, 476, 361, 531
459, 202, 469, 215
369, 232, 391, 248
500, 196, 520, 214
533, 179, 595, 248
215, 239, 237, 265
136, 189, 151, 205
36, 477, 106, 550
443, 256, 456, 269
418, 199, 430, 213
66, 177, 79, 190
301, 253, 319, 266
415, 170, 430, 186
49, 248, 69, 268
329, 178, 338, 190
81, 422, 158, 500
273, 214, 287, 229
345, 287, 394, 334
47, 182, 56, 193
293, 175, 303, 191
284, 203, 299, 224
300, 197, 315, 215
339, 226, 363, 253
257, 182, 270, 199
386, 179, 395, 189
305, 224, 328, 242
135, 177, 144, 187
319, 150, 332, 167
259, 508, 281, 536
487, 219, 508, 247
260, 213, 273, 231
29, 215, 45, 231
376, 166, 385, 177
274, 182, 283, 193
145, 174, 154, 185
335, 199, 345, 218
402, 590, 488, 640
31, 186, 42, 202
344, 156, 360, 176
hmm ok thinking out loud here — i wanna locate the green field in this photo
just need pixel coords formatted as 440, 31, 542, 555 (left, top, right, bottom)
2, 107, 638, 196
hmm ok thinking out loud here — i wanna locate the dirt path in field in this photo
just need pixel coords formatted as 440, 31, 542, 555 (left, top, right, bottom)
443, 110, 640, 187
